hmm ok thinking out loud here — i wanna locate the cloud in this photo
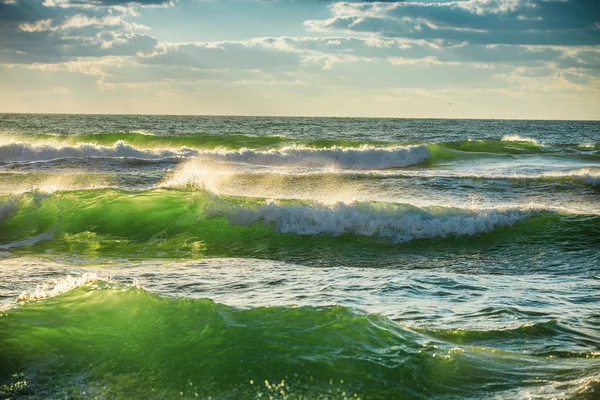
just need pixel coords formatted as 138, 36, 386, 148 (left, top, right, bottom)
0, 0, 598, 118
141, 36, 599, 75
139, 40, 302, 71
98, 37, 591, 93
306, 0, 600, 46
42, 0, 174, 7
0, 0, 160, 63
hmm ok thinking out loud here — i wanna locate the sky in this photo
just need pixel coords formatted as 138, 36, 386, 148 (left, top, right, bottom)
0, 0, 599, 119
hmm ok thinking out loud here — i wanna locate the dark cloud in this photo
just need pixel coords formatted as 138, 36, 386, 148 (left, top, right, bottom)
0, 0, 160, 63
0, 0, 598, 93
307, 0, 600, 46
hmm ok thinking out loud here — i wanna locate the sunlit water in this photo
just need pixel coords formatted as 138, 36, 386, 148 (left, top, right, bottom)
0, 114, 599, 399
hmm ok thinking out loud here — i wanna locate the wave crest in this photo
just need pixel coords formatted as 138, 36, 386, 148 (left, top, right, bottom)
196, 144, 430, 169
501, 135, 540, 144
0, 141, 430, 169
207, 199, 539, 242
0, 141, 195, 162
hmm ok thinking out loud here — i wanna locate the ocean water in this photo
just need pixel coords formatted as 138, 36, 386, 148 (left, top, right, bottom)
0, 114, 598, 399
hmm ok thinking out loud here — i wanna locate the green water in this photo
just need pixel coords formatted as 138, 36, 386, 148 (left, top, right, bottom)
2, 283, 599, 399
0, 115, 598, 399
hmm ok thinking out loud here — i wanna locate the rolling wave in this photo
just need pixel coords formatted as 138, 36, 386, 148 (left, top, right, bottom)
2, 116, 599, 400
0, 189, 597, 262
543, 167, 600, 186
207, 198, 538, 242
3, 132, 598, 158
1, 280, 598, 399
0, 141, 431, 169
163, 163, 600, 190
35, 132, 288, 149
429, 140, 600, 161
0, 141, 197, 162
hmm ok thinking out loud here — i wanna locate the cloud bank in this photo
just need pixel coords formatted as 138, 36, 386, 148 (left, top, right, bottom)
0, 0, 598, 118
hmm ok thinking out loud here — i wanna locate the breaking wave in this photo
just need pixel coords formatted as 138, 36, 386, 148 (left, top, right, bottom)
207, 199, 539, 242
0, 141, 431, 169
0, 141, 197, 162
0, 188, 597, 263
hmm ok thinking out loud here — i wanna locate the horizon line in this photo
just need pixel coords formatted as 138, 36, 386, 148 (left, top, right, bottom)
1, 112, 599, 123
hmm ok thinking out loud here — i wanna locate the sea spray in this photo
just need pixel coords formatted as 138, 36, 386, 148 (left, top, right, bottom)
0, 141, 431, 169
0, 188, 597, 265
206, 198, 539, 242
1, 115, 599, 400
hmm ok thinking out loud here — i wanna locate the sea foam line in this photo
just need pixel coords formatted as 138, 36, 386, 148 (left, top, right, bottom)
0, 141, 430, 169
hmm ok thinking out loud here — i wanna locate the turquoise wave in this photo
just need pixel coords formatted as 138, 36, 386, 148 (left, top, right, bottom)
1, 282, 598, 399
0, 189, 598, 263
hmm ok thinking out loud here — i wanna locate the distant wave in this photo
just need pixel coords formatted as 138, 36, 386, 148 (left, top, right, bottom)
199, 145, 431, 169
501, 135, 540, 144
542, 168, 600, 186
162, 162, 600, 195
1, 132, 288, 149
0, 141, 197, 162
3, 133, 599, 163
0, 141, 431, 169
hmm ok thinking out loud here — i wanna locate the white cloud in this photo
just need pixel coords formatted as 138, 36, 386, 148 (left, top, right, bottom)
388, 56, 461, 66
62, 14, 123, 28
19, 19, 56, 32
0, 0, 598, 118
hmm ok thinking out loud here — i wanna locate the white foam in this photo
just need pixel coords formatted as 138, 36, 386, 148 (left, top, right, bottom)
359, 167, 600, 187
1, 141, 430, 169
207, 199, 541, 242
0, 141, 196, 162
17, 273, 140, 302
17, 273, 105, 301
577, 143, 597, 149
501, 135, 539, 144
583, 173, 600, 186
130, 130, 155, 136
195, 144, 430, 169
543, 168, 600, 186
0, 172, 112, 195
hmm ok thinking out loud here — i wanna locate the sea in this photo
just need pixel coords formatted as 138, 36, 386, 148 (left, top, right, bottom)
0, 114, 598, 399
